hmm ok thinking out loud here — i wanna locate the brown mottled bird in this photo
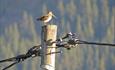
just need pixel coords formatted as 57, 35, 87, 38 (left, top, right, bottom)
37, 11, 56, 24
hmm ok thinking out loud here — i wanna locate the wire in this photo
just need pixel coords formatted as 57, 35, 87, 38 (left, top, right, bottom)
26, 45, 41, 57
76, 40, 115, 46
0, 58, 14, 63
2, 61, 19, 70
0, 32, 115, 70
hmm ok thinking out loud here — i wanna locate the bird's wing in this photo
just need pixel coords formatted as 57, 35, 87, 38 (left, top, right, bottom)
37, 15, 49, 21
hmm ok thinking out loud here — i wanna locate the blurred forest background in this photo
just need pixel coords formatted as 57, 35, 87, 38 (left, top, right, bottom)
0, 0, 115, 70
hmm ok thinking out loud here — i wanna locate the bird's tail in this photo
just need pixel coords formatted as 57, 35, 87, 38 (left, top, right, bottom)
36, 18, 41, 21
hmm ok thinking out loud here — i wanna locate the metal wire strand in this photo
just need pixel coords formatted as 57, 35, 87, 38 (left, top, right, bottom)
2, 61, 19, 70
0, 57, 17, 63
76, 40, 115, 46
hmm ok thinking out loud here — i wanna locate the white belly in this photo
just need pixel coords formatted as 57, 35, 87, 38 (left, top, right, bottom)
44, 16, 52, 23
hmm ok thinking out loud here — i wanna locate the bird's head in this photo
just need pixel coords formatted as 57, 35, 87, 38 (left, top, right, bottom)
48, 11, 56, 18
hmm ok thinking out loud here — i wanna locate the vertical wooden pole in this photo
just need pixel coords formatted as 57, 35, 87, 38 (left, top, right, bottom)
41, 25, 57, 70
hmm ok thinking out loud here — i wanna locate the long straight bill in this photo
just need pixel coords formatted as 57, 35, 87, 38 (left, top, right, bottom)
52, 14, 56, 18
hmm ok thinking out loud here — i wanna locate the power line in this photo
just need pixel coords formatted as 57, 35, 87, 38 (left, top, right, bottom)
0, 32, 115, 70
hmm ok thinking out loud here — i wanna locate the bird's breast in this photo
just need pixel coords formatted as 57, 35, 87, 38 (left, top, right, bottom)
44, 16, 52, 23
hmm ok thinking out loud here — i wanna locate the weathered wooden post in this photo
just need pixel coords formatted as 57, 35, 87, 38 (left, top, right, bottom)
41, 25, 57, 70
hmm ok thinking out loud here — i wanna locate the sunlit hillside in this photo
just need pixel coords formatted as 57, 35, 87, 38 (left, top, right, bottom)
0, 0, 115, 70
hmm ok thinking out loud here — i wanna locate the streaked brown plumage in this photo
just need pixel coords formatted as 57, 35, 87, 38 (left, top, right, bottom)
37, 11, 56, 24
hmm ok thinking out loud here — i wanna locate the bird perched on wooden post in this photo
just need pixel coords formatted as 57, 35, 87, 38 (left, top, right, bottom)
37, 11, 56, 25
